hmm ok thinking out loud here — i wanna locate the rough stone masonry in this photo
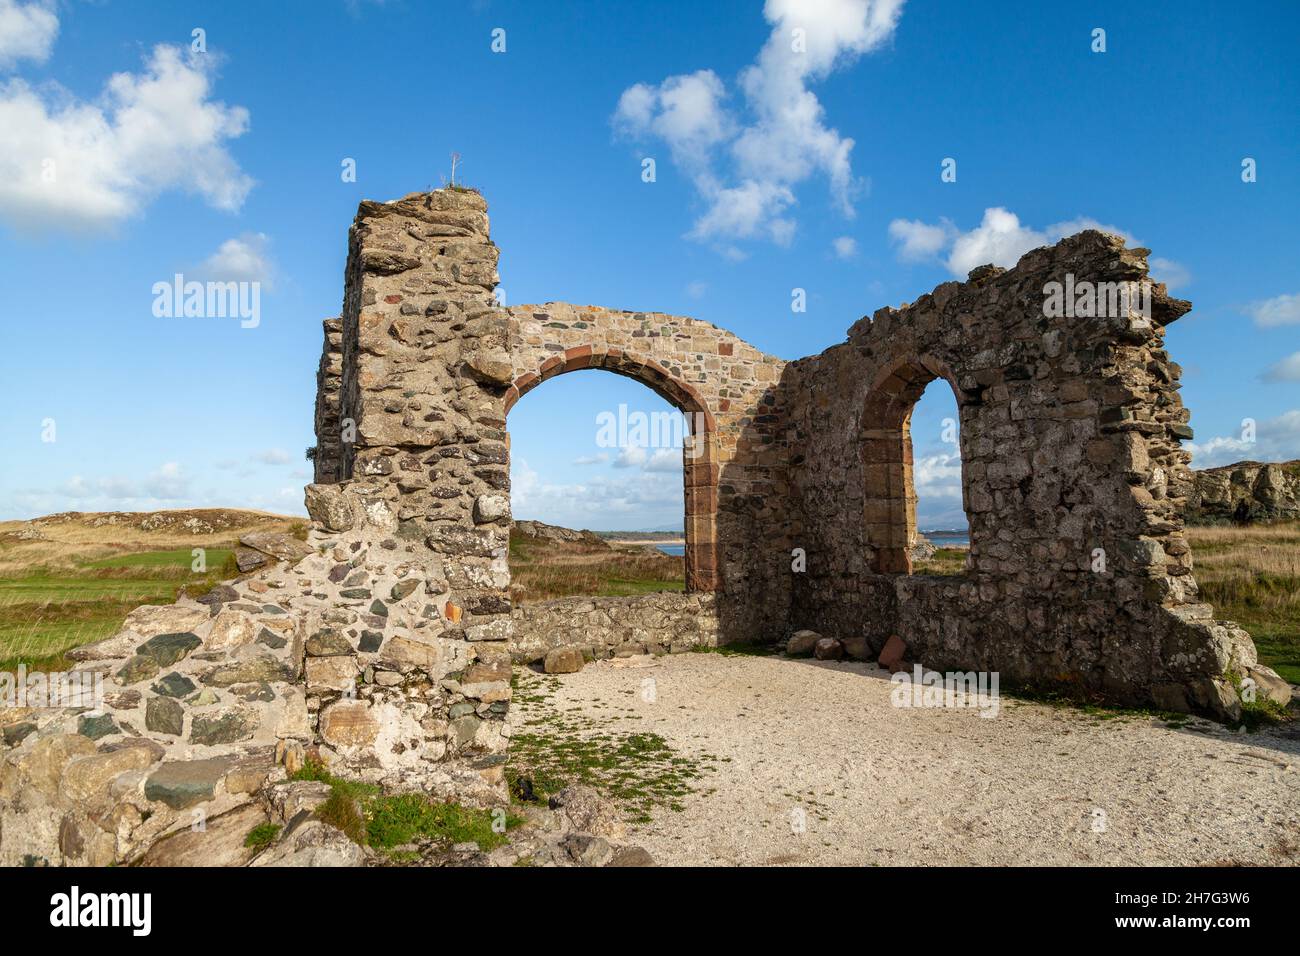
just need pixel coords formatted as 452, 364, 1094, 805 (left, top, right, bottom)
0, 188, 1285, 866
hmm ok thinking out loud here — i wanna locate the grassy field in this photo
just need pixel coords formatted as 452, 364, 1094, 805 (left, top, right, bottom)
1188, 520, 1300, 684
0, 549, 242, 671
0, 509, 300, 671
913, 547, 968, 576
509, 531, 684, 604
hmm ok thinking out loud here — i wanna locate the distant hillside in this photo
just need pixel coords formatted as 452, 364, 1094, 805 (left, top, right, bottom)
596, 530, 684, 542
0, 508, 303, 573
512, 520, 683, 543
1188, 460, 1300, 524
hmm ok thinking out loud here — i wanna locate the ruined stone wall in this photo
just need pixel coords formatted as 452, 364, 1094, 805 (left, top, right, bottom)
312, 317, 344, 484
782, 232, 1258, 714
302, 190, 516, 787
307, 193, 1273, 719
510, 592, 719, 664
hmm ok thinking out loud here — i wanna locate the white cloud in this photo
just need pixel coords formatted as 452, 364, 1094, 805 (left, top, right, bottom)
0, 0, 56, 70
913, 451, 962, 501
215, 448, 292, 474
1187, 410, 1300, 469
644, 449, 681, 472
1262, 351, 1300, 384
614, 0, 904, 250
57, 462, 191, 501
887, 217, 954, 261
511, 457, 683, 530
613, 446, 647, 468
572, 453, 609, 466
614, 70, 732, 171
252, 448, 291, 465
200, 232, 274, 287
1245, 292, 1300, 328
689, 179, 795, 245
945, 208, 1049, 277
685, 280, 708, 300
1149, 256, 1191, 292
911, 448, 967, 530
0, 43, 252, 232
832, 235, 857, 259
887, 207, 1186, 285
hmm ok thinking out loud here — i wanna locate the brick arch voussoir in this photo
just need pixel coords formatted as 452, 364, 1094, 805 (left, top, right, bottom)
507, 348, 716, 428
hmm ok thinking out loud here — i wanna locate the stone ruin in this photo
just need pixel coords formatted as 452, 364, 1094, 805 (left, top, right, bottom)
1, 187, 1289, 866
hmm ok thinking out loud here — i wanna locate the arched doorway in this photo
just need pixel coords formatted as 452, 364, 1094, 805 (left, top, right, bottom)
505, 347, 720, 592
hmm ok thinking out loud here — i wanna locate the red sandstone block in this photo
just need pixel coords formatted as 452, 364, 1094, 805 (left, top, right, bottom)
878, 634, 907, 671
718, 342, 734, 356
685, 485, 718, 516
563, 345, 594, 368
691, 542, 718, 571
684, 462, 720, 488
686, 568, 720, 592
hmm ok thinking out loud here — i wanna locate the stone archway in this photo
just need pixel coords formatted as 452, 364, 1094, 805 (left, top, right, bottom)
504, 345, 720, 592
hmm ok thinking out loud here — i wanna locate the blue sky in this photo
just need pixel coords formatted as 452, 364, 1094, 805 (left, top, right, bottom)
0, 0, 1296, 531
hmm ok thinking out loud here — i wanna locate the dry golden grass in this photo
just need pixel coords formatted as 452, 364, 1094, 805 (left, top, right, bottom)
509, 533, 684, 603
1188, 520, 1300, 683
0, 508, 301, 575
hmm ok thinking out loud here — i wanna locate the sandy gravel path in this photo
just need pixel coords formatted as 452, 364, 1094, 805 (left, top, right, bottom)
512, 652, 1300, 866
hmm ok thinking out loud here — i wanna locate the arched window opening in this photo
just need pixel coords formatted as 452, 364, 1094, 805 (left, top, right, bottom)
862, 358, 971, 576
907, 380, 969, 575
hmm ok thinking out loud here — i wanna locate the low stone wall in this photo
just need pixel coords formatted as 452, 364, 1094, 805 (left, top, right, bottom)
510, 592, 719, 664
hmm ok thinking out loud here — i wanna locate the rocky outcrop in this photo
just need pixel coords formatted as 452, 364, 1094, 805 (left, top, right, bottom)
512, 520, 607, 547
909, 534, 937, 561
1187, 460, 1300, 523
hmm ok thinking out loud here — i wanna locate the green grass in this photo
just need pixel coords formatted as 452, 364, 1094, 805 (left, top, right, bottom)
507, 670, 717, 822
913, 547, 968, 576
0, 549, 240, 671
244, 824, 281, 850
290, 760, 520, 856
81, 547, 234, 569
